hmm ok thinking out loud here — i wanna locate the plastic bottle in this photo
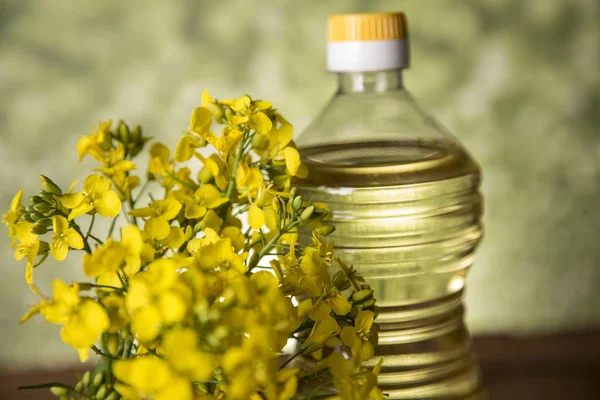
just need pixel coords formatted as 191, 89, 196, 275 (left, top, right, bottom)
297, 12, 486, 399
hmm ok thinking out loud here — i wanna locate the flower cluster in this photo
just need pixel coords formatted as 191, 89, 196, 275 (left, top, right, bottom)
3, 91, 383, 400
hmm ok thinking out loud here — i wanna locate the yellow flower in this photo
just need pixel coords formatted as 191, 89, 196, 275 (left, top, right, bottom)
101, 293, 129, 333
340, 310, 376, 366
13, 221, 40, 286
201, 89, 224, 119
2, 189, 24, 247
203, 126, 243, 154
126, 259, 191, 343
61, 175, 121, 220
302, 316, 340, 353
49, 216, 84, 261
195, 237, 247, 273
38, 280, 109, 362
76, 120, 112, 162
174, 106, 212, 162
129, 198, 182, 240
221, 225, 245, 252
148, 142, 172, 177
309, 285, 352, 321
220, 95, 273, 135
113, 357, 193, 400
235, 160, 263, 197
198, 153, 228, 190
83, 225, 142, 288
93, 144, 136, 177
162, 327, 216, 381
171, 184, 228, 220
163, 226, 186, 249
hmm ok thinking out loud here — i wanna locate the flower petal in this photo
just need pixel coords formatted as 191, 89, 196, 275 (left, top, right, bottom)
282, 147, 301, 176
249, 111, 273, 135
248, 204, 265, 230
94, 191, 121, 217
68, 201, 94, 220
309, 298, 331, 321
144, 217, 171, 240
52, 216, 69, 234
84, 174, 111, 193
64, 229, 84, 250
61, 193, 85, 209
189, 106, 213, 135
355, 310, 375, 332
51, 239, 69, 261
340, 326, 360, 348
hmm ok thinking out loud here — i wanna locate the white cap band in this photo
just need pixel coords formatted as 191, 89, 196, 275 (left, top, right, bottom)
327, 39, 410, 72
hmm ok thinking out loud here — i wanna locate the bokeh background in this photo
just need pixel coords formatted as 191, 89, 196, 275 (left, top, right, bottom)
0, 0, 598, 371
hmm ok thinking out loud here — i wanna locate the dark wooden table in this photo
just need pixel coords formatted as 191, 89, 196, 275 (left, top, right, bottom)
2, 331, 600, 399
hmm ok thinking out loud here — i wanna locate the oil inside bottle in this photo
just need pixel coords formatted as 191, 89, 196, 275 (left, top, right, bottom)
298, 139, 486, 399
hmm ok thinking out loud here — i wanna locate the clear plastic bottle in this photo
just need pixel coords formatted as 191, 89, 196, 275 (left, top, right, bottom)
297, 13, 486, 399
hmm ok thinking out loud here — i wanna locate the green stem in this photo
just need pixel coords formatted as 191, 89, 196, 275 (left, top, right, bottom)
18, 382, 73, 390
88, 283, 122, 292
224, 130, 250, 200
18, 383, 98, 400
102, 333, 113, 388
247, 220, 300, 273
107, 216, 119, 239
133, 179, 151, 203
91, 345, 119, 360
73, 224, 92, 254
280, 349, 303, 369
88, 233, 104, 246
85, 214, 96, 237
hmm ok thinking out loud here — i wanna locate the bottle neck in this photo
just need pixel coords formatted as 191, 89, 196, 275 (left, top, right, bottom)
337, 69, 404, 94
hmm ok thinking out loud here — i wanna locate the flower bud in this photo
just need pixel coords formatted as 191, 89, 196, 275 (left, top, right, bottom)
315, 225, 336, 236
29, 195, 43, 205
104, 392, 119, 400
32, 222, 50, 235
272, 198, 282, 215
74, 381, 83, 392
37, 241, 49, 254
360, 298, 376, 310
198, 167, 213, 184
289, 187, 297, 199
118, 121, 130, 142
352, 289, 374, 303
95, 384, 107, 400
50, 386, 68, 396
36, 217, 53, 227
22, 214, 35, 223
40, 175, 62, 195
292, 196, 303, 211
332, 270, 351, 291
82, 371, 91, 386
300, 205, 315, 220
92, 371, 104, 387
131, 125, 143, 142
107, 333, 119, 356
30, 212, 43, 222
39, 192, 56, 204
33, 203, 52, 214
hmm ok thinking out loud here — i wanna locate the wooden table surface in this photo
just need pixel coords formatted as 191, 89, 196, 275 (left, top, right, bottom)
2, 331, 600, 399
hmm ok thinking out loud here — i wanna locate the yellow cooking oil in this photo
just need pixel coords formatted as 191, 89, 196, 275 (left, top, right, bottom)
297, 139, 485, 399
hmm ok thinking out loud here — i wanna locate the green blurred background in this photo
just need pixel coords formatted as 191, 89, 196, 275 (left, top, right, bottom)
0, 0, 598, 370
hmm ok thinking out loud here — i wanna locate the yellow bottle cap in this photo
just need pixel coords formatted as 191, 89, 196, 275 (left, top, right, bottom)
328, 12, 408, 42
327, 12, 410, 71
